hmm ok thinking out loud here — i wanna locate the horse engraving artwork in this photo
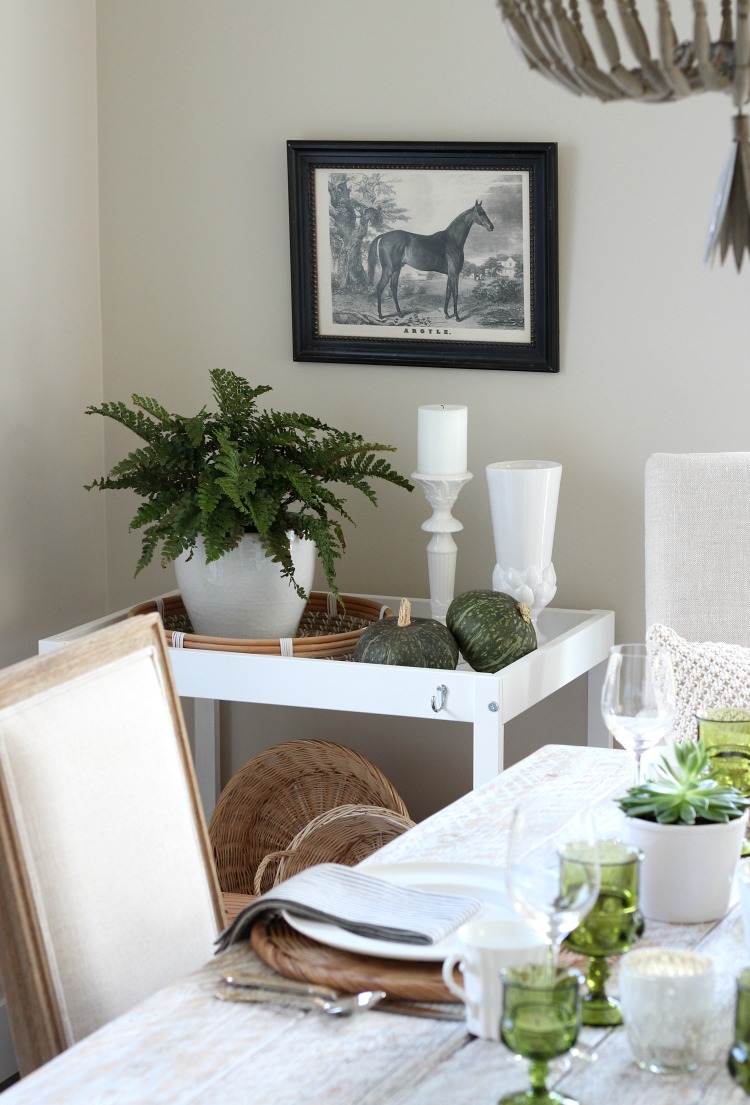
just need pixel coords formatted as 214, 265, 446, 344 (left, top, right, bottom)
367, 200, 494, 322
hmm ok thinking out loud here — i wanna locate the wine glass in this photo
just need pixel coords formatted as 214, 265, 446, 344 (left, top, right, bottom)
601, 643, 675, 785
562, 840, 644, 1026
505, 801, 601, 971
499, 964, 583, 1105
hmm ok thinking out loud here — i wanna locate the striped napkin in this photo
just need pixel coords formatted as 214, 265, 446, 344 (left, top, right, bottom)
215, 862, 482, 952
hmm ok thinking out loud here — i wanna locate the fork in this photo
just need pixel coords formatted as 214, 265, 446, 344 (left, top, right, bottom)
215, 984, 386, 1017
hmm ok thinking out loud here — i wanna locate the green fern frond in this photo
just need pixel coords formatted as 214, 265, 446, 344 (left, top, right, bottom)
196, 475, 224, 515
131, 394, 173, 422
85, 368, 413, 596
211, 369, 271, 419
130, 499, 169, 529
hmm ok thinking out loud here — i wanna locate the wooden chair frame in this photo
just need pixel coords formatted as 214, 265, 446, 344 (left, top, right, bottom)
0, 614, 224, 1074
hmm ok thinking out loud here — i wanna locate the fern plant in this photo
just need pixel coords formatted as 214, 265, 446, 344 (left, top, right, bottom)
85, 369, 413, 598
617, 740, 749, 825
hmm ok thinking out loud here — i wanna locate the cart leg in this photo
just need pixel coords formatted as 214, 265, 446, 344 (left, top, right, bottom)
587, 660, 611, 748
193, 697, 221, 819
472, 682, 505, 787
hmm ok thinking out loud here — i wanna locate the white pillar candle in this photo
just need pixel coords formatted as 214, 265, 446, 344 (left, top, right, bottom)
417, 405, 468, 475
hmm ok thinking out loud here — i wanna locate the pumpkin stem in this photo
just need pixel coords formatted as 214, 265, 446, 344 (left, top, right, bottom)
518, 602, 532, 625
397, 598, 412, 627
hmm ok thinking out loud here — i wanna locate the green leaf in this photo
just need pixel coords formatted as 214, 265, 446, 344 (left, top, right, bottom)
84, 368, 413, 595
618, 738, 750, 825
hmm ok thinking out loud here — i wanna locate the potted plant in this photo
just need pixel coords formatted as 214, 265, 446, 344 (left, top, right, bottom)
85, 369, 413, 638
618, 740, 749, 923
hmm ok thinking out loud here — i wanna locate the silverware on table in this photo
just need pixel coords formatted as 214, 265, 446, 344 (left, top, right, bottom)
221, 971, 340, 1001
215, 984, 386, 1017
377, 1000, 464, 1021
217, 973, 465, 1021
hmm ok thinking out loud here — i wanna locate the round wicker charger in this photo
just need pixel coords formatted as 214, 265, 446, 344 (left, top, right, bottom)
253, 804, 415, 895
128, 591, 393, 658
250, 912, 456, 1003
209, 739, 410, 895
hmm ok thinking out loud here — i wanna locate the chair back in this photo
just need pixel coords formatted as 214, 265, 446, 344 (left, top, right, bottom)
0, 613, 224, 1075
645, 452, 750, 645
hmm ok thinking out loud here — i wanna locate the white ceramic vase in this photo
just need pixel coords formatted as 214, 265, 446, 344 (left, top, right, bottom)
625, 811, 748, 923
174, 532, 316, 639
485, 460, 562, 625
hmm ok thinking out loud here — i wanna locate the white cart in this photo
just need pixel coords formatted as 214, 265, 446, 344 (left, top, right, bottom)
40, 597, 614, 819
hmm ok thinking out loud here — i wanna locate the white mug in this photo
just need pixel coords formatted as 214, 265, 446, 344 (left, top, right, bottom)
441, 918, 547, 1040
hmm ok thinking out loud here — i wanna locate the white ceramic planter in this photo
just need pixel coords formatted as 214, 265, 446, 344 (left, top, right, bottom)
174, 533, 316, 639
624, 810, 748, 923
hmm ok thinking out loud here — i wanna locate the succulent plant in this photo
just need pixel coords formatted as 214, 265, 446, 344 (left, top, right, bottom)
617, 740, 750, 825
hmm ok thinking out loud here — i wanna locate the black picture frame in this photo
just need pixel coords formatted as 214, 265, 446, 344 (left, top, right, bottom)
287, 140, 559, 373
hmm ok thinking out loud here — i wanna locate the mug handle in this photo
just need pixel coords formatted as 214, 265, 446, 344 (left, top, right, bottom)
442, 953, 466, 1000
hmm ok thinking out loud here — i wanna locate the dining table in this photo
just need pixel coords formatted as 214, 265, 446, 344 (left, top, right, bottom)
3, 743, 749, 1105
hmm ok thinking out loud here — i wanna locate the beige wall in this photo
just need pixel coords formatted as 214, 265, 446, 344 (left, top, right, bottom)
1, 0, 747, 812
92, 0, 750, 813
95, 0, 750, 624
0, 6, 745, 1074
0, 1, 104, 663
0, 0, 103, 1079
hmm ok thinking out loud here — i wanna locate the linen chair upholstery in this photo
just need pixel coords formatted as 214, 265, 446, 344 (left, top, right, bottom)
0, 613, 225, 1076
644, 452, 750, 645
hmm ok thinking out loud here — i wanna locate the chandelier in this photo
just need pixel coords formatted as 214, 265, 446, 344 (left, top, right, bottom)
497, 0, 750, 268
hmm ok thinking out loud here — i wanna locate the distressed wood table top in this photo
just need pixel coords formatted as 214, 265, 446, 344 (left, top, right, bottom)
4, 745, 749, 1105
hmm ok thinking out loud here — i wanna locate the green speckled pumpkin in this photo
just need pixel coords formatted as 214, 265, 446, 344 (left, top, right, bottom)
446, 589, 536, 673
354, 598, 459, 670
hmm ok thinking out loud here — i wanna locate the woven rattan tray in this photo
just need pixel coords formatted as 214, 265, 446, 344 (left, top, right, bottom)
128, 592, 393, 658
250, 912, 456, 1003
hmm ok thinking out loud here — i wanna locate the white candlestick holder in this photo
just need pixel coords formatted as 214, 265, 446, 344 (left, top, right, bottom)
411, 471, 472, 623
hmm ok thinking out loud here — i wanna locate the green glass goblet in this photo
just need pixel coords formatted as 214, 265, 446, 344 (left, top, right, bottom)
698, 708, 750, 857
562, 841, 643, 1027
499, 964, 582, 1105
729, 968, 750, 1092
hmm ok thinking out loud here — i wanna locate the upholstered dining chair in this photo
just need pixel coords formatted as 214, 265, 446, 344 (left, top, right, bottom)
644, 452, 750, 646
0, 613, 226, 1076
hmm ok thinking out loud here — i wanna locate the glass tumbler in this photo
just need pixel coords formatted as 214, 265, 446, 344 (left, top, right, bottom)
698, 708, 750, 857
729, 968, 750, 1092
620, 948, 715, 1074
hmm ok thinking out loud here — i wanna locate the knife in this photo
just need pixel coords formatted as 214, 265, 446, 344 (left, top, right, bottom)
218, 977, 464, 1021
220, 972, 340, 1001
377, 1000, 464, 1021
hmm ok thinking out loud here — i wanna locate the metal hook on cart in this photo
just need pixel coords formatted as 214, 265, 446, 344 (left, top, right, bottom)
431, 684, 448, 713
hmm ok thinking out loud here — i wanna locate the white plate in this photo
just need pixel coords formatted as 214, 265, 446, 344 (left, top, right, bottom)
281, 861, 516, 961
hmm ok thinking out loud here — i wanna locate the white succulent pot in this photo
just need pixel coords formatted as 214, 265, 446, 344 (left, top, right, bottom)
174, 532, 316, 639
624, 810, 748, 923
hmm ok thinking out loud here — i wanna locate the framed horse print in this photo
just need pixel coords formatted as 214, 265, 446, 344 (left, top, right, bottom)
287, 140, 558, 373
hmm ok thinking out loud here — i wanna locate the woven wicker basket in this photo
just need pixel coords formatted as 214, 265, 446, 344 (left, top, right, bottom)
208, 739, 410, 895
128, 592, 393, 658
253, 804, 416, 895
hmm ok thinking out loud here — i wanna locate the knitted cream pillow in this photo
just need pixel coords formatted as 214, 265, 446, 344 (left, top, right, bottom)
646, 623, 750, 742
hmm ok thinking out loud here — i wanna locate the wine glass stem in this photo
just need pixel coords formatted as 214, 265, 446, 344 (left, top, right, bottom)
584, 955, 610, 1002
529, 1059, 550, 1093
633, 751, 643, 786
